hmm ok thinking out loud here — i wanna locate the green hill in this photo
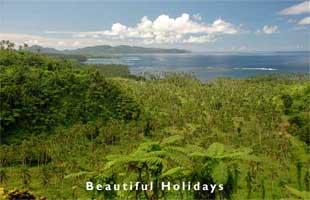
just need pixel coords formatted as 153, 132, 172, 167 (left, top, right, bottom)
26, 45, 190, 57
0, 46, 309, 200
26, 45, 60, 54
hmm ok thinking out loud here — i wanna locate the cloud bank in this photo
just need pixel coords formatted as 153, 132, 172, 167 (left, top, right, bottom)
298, 16, 310, 25
68, 13, 239, 44
280, 1, 310, 15
0, 33, 110, 49
280, 1, 310, 26
260, 25, 279, 34
1, 13, 239, 48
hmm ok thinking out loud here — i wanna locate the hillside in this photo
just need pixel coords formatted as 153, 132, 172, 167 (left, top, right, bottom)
26, 45, 190, 56
0, 48, 309, 199
26, 45, 60, 54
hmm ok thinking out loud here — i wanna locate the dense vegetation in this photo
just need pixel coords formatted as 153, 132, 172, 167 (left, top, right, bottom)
79, 64, 130, 78
42, 53, 88, 62
0, 43, 309, 199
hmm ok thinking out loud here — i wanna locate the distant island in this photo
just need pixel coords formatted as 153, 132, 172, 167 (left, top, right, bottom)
26, 45, 190, 57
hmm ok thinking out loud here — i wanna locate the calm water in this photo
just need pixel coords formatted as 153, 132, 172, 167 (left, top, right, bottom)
85, 52, 309, 81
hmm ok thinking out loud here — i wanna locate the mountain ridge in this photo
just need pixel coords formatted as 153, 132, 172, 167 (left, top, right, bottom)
26, 45, 190, 56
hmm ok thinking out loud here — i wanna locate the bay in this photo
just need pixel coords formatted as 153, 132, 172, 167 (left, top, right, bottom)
84, 52, 309, 81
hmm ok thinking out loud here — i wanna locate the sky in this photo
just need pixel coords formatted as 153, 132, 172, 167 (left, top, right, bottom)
0, 0, 309, 52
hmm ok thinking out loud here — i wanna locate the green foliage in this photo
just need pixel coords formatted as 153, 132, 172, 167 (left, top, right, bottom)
285, 186, 310, 199
211, 162, 228, 184
0, 49, 140, 141
43, 53, 88, 62
80, 64, 131, 78
20, 167, 31, 188
0, 44, 309, 199
99, 137, 257, 199
206, 143, 225, 158
0, 168, 8, 184
40, 166, 51, 186
64, 171, 94, 180
305, 170, 310, 192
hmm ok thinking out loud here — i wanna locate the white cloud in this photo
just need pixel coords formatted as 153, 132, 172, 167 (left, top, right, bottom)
261, 25, 279, 34
280, 1, 310, 15
231, 46, 249, 51
0, 33, 110, 49
208, 19, 238, 34
57, 41, 65, 46
298, 16, 310, 25
72, 41, 81, 46
2, 14, 239, 48
183, 35, 215, 43
280, 1, 310, 26
63, 13, 238, 44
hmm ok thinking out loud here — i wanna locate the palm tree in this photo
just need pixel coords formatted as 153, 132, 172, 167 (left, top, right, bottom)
40, 166, 50, 186
23, 43, 29, 49
0, 40, 5, 49
20, 167, 31, 188
0, 168, 8, 184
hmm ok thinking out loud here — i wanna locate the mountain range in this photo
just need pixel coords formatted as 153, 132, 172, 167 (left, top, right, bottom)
26, 45, 190, 56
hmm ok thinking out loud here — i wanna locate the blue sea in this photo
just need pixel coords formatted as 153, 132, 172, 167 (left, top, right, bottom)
85, 52, 309, 81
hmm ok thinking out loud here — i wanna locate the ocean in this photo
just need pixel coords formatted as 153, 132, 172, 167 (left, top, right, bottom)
84, 52, 309, 81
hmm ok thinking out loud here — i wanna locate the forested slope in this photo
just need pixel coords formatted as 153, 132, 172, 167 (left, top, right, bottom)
0, 47, 309, 199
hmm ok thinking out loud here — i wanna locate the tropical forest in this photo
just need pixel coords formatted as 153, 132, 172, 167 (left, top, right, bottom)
0, 41, 309, 200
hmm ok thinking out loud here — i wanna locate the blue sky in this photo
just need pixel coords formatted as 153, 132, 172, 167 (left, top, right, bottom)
0, 0, 309, 51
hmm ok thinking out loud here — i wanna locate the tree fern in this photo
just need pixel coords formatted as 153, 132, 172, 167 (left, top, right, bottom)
160, 167, 189, 178
160, 135, 184, 145
211, 161, 228, 184
64, 171, 95, 179
206, 143, 225, 158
